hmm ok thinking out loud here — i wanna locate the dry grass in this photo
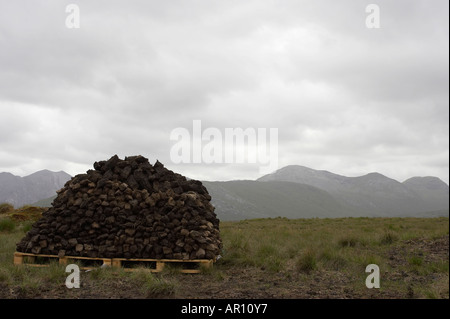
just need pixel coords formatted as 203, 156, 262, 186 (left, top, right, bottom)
0, 216, 448, 299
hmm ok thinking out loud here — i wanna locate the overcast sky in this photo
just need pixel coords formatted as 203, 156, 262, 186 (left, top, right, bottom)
0, 0, 448, 184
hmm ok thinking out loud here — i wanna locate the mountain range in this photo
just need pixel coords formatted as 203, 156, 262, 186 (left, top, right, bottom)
1, 166, 448, 220
0, 170, 71, 208
254, 166, 449, 219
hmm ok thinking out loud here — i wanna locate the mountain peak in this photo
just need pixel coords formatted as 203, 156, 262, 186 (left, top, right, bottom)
403, 176, 449, 190
26, 169, 70, 177
0, 169, 71, 207
259, 165, 344, 180
364, 172, 386, 178
355, 172, 396, 183
257, 164, 349, 194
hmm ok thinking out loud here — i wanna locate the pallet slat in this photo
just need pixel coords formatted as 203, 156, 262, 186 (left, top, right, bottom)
13, 252, 213, 273
111, 258, 213, 273
14, 252, 111, 270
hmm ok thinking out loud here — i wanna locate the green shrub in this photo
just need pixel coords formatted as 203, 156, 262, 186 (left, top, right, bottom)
0, 218, 16, 232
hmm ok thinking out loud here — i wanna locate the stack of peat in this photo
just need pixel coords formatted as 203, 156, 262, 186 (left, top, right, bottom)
16, 155, 222, 260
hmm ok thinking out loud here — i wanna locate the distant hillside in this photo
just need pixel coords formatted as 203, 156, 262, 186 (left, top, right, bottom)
32, 195, 57, 208
27, 165, 449, 220
203, 180, 354, 221
257, 165, 449, 218
0, 170, 71, 207
403, 176, 450, 211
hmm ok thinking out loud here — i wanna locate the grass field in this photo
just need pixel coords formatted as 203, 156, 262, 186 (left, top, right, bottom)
0, 211, 448, 299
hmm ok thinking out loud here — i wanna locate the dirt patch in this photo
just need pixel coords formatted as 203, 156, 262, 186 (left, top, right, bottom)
172, 266, 403, 299
384, 235, 449, 298
387, 235, 449, 267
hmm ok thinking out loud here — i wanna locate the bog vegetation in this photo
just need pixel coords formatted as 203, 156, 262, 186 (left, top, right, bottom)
0, 204, 448, 299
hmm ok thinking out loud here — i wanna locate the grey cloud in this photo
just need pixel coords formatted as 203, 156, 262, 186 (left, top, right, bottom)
0, 0, 448, 184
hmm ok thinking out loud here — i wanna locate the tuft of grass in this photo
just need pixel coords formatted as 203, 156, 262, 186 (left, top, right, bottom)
319, 249, 348, 271
338, 236, 359, 248
88, 267, 109, 280
422, 275, 449, 299
145, 276, 178, 297
379, 231, 399, 245
202, 267, 226, 281
36, 261, 67, 284
408, 255, 424, 267
228, 232, 250, 255
129, 268, 152, 284
352, 251, 384, 272
17, 276, 44, 297
296, 249, 317, 273
427, 260, 449, 273
0, 267, 11, 284
129, 269, 178, 297
255, 244, 284, 272
0, 218, 16, 232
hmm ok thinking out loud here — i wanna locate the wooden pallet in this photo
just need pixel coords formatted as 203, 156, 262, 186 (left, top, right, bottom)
13, 252, 111, 270
13, 252, 213, 273
111, 258, 213, 274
